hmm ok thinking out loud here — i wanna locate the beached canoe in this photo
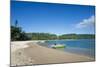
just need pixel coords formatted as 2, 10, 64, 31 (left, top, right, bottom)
51, 44, 66, 49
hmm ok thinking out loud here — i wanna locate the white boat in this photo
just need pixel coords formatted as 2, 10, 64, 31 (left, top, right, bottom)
51, 44, 66, 48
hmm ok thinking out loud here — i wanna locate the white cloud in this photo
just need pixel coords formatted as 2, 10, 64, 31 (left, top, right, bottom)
76, 15, 95, 28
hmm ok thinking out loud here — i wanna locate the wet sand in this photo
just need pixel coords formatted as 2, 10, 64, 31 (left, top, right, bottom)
11, 41, 94, 66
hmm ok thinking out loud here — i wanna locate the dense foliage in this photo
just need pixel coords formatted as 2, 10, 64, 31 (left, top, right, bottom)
59, 34, 95, 39
26, 33, 57, 40
11, 26, 95, 41
26, 33, 95, 40
11, 26, 30, 41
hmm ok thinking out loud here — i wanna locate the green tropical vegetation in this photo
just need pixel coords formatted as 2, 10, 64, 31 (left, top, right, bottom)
11, 20, 95, 41
59, 34, 95, 39
27, 33, 57, 40
11, 20, 30, 41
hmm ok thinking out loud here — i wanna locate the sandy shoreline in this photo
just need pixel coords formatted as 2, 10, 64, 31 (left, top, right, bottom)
11, 41, 95, 66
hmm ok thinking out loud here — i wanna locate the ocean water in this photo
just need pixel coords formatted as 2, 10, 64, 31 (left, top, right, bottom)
45, 39, 95, 58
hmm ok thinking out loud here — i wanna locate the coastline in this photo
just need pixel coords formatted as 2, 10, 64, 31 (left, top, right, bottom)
11, 41, 95, 66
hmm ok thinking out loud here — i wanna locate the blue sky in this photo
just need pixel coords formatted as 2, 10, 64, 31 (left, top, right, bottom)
11, 1, 95, 35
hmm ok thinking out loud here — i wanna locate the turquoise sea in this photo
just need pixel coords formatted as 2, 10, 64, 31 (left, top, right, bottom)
45, 39, 95, 58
